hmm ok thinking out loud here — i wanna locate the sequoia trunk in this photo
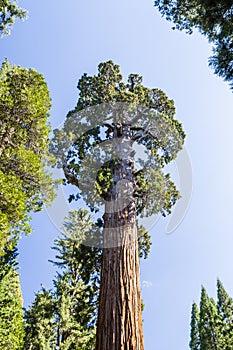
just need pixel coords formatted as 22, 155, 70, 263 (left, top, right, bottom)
95, 125, 144, 350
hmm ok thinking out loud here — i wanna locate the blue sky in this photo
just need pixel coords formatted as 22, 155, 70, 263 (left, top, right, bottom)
1, 0, 233, 349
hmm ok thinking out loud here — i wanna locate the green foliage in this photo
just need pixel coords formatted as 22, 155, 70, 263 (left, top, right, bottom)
0, 240, 25, 349
51, 61, 185, 246
137, 224, 152, 259
190, 303, 200, 350
24, 288, 57, 350
0, 0, 27, 36
0, 60, 55, 252
136, 169, 180, 217
216, 279, 233, 348
95, 160, 114, 198
154, 0, 233, 89
24, 209, 101, 350
199, 287, 220, 350
189, 280, 233, 350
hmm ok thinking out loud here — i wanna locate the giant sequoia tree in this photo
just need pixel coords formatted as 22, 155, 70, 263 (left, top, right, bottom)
154, 0, 233, 89
51, 60, 185, 349
0, 60, 54, 251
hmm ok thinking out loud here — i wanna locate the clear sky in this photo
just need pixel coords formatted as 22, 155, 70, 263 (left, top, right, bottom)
1, 0, 233, 349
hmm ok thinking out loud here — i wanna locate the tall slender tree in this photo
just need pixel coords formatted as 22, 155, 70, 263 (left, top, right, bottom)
0, 240, 25, 349
190, 303, 200, 350
199, 287, 220, 350
216, 279, 233, 349
51, 60, 185, 349
24, 209, 102, 350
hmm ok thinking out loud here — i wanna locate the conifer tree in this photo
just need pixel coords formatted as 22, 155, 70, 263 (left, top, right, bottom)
154, 0, 233, 89
189, 303, 200, 350
0, 240, 25, 349
51, 60, 185, 349
0, 60, 55, 251
189, 280, 233, 350
216, 279, 233, 349
24, 288, 56, 350
24, 209, 101, 350
199, 287, 220, 350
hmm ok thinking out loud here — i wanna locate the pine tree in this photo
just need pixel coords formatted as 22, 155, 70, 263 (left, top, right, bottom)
24, 209, 101, 350
51, 60, 185, 349
199, 287, 220, 350
216, 279, 233, 349
189, 303, 200, 350
0, 240, 25, 349
24, 288, 56, 350
0, 60, 55, 252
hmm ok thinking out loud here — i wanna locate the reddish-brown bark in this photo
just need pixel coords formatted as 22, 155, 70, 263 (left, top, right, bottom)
95, 217, 144, 350
95, 125, 144, 349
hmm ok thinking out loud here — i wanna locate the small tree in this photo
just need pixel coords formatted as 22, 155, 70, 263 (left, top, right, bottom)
51, 60, 185, 349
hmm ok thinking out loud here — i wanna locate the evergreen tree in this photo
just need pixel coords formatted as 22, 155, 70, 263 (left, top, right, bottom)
24, 209, 101, 350
154, 0, 233, 89
0, 60, 55, 252
0, 0, 27, 36
216, 279, 233, 349
199, 287, 220, 350
51, 60, 185, 349
189, 303, 200, 350
0, 240, 25, 349
24, 288, 56, 350
189, 280, 233, 350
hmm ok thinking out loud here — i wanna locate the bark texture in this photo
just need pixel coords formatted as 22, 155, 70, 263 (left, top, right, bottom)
95, 221, 144, 350
95, 125, 144, 350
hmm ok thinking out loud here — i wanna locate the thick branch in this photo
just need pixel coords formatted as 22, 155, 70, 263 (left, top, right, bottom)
62, 156, 80, 188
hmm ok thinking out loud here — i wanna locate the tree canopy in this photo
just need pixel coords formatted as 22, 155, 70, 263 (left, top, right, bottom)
0, 60, 55, 252
51, 60, 185, 247
0, 0, 27, 36
154, 0, 233, 89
